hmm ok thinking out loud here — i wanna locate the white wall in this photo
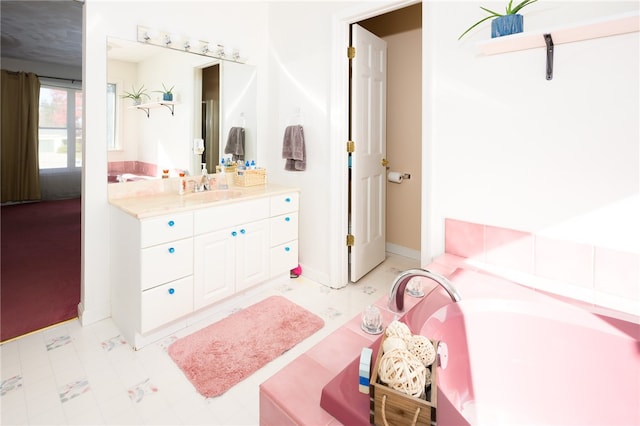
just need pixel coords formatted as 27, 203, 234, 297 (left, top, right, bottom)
424, 1, 639, 256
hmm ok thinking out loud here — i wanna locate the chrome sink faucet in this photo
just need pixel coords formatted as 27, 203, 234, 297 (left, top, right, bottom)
388, 268, 461, 313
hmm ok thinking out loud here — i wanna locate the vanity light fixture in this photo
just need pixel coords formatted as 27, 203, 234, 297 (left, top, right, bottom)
163, 33, 172, 47
136, 25, 246, 63
199, 41, 210, 54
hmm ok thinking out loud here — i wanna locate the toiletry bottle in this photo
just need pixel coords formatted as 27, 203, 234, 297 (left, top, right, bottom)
217, 167, 229, 190
178, 172, 186, 195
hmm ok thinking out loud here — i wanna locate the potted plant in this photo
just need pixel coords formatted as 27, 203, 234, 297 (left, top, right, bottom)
156, 83, 175, 102
121, 84, 150, 105
458, 0, 538, 40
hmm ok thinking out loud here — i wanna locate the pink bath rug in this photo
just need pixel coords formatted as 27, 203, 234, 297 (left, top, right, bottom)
168, 295, 324, 398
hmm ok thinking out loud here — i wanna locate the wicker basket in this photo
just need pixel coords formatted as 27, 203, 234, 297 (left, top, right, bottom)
234, 168, 266, 187
215, 164, 238, 174
370, 334, 438, 426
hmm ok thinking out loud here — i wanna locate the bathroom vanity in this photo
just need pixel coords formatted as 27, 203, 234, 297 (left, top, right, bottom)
108, 182, 299, 349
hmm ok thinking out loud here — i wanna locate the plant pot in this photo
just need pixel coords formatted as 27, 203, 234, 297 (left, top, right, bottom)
133, 98, 142, 106
491, 14, 523, 38
162, 93, 173, 102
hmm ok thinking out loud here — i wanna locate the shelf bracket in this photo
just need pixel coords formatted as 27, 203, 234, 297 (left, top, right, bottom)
138, 107, 150, 118
160, 102, 175, 116
544, 33, 554, 80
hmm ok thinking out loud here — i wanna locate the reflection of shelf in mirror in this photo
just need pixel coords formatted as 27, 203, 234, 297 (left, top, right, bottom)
477, 11, 639, 55
130, 101, 177, 118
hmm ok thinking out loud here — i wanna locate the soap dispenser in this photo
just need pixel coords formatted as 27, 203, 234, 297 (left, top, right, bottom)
201, 163, 210, 191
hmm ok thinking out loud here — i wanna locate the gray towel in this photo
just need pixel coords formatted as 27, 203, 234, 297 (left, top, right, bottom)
224, 127, 245, 161
281, 125, 306, 171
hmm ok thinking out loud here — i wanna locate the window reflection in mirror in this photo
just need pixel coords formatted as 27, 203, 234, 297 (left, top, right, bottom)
107, 83, 118, 151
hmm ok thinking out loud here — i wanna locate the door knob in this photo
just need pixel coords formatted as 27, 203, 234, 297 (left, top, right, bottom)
381, 158, 389, 167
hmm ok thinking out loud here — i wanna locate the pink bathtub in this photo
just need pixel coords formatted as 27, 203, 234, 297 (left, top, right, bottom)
421, 284, 640, 425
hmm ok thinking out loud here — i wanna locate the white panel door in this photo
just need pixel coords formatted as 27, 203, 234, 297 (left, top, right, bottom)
350, 24, 387, 282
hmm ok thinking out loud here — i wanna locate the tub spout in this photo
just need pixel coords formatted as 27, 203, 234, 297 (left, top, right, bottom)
388, 268, 461, 313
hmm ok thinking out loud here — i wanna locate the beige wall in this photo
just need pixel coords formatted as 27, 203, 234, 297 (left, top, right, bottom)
361, 4, 422, 256
385, 26, 422, 254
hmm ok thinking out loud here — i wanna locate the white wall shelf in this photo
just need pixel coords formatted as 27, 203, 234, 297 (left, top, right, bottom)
129, 101, 176, 118
477, 10, 639, 56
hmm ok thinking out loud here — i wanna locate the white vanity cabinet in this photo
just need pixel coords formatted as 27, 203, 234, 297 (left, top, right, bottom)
110, 209, 194, 347
269, 193, 299, 277
193, 198, 271, 310
109, 185, 299, 349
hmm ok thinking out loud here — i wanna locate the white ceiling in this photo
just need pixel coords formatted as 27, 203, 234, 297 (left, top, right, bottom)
1, 0, 83, 68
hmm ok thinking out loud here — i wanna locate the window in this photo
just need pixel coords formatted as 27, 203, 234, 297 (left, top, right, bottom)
38, 84, 83, 169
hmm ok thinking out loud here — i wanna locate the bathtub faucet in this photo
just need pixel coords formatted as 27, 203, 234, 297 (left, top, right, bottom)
388, 268, 461, 313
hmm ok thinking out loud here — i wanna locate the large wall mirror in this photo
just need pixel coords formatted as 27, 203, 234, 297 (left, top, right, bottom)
106, 37, 257, 182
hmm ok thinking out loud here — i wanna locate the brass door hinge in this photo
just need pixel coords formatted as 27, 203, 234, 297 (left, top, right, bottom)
346, 234, 355, 246
346, 140, 355, 153
347, 46, 355, 59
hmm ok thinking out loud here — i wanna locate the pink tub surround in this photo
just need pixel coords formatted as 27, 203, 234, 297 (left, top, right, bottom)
260, 259, 639, 425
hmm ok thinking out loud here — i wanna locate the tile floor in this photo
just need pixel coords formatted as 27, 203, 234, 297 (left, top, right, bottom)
1, 254, 418, 425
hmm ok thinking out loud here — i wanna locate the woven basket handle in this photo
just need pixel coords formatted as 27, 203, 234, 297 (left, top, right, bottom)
381, 394, 421, 426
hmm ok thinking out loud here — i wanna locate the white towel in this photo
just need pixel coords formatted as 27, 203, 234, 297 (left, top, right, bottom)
224, 127, 245, 161
281, 125, 306, 171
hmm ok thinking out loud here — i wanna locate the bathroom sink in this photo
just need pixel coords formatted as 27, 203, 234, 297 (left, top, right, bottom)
184, 189, 244, 203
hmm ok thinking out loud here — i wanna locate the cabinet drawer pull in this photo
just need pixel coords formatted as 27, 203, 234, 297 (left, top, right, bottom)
285, 246, 291, 252
231, 231, 238, 237
168, 247, 175, 254
240, 228, 246, 234
168, 288, 175, 295
168, 220, 175, 227
285, 197, 291, 203
285, 216, 291, 222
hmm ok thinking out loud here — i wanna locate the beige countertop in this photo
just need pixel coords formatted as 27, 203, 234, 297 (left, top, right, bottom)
108, 182, 298, 219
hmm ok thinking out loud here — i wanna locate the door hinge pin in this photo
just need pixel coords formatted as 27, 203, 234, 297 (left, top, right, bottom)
346, 234, 355, 246
346, 140, 355, 153
347, 46, 355, 59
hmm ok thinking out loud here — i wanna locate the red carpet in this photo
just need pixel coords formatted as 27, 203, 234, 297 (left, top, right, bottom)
1, 198, 81, 341
168, 295, 324, 397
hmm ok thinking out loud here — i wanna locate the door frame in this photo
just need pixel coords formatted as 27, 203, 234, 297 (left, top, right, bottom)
329, 0, 429, 288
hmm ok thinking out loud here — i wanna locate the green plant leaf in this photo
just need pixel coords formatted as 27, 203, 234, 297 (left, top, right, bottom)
479, 6, 503, 17
458, 14, 500, 40
511, 0, 538, 15
505, 0, 514, 14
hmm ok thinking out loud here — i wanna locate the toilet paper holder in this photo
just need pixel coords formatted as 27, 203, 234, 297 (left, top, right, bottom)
387, 171, 411, 184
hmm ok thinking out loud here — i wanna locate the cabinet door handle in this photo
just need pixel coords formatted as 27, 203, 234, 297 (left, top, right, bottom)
240, 228, 246, 234
168, 220, 175, 227
168, 247, 175, 254
285, 216, 291, 222
285, 246, 291, 252
285, 197, 291, 203
231, 231, 238, 237
168, 288, 175, 295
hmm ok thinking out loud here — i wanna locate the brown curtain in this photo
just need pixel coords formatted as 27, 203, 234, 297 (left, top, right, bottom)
1, 70, 41, 203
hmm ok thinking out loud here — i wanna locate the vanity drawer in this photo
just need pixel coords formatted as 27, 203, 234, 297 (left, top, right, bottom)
270, 213, 298, 247
141, 238, 193, 290
270, 192, 299, 216
141, 276, 193, 333
270, 240, 298, 278
194, 198, 270, 235
140, 212, 193, 248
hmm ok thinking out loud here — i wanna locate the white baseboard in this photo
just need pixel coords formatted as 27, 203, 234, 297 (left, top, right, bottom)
385, 243, 420, 261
